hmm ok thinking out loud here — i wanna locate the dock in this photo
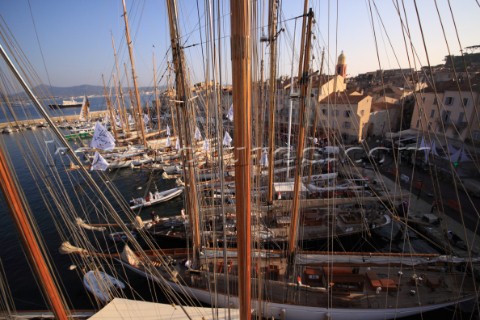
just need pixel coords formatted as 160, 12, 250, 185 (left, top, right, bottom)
0, 111, 107, 130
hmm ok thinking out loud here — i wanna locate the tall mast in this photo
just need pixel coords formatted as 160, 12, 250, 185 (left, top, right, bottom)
296, 0, 309, 81
286, 19, 298, 180
0, 150, 69, 320
153, 52, 162, 136
288, 8, 314, 257
166, 62, 177, 137
111, 34, 130, 137
0, 45, 69, 320
230, 0, 252, 317
121, 0, 147, 147
306, 48, 325, 185
166, 0, 201, 257
102, 74, 119, 141
266, 0, 279, 203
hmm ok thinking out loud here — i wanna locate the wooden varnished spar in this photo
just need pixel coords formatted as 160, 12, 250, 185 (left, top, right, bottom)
166, 0, 201, 258
111, 34, 130, 137
102, 74, 119, 140
266, 0, 279, 204
288, 8, 314, 256
230, 0, 252, 318
0, 141, 69, 319
121, 0, 147, 147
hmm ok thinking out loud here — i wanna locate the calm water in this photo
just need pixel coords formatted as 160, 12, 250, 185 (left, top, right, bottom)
0, 105, 476, 318
0, 125, 182, 311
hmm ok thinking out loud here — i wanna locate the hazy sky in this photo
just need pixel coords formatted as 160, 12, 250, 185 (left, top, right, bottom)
0, 0, 478, 88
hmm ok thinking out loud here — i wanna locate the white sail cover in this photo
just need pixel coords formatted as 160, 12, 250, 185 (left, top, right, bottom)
203, 139, 210, 151
166, 124, 171, 136
143, 114, 149, 125
260, 150, 268, 167
175, 138, 180, 150
194, 126, 202, 140
79, 96, 89, 122
91, 151, 109, 171
90, 122, 116, 151
121, 245, 140, 267
227, 104, 234, 121
223, 131, 232, 147
450, 145, 471, 163
165, 136, 171, 147
430, 140, 439, 157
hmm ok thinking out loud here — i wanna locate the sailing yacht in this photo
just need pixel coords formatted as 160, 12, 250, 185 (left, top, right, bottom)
0, 1, 479, 319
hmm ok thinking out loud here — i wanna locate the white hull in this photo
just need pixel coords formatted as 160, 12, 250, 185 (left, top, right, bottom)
120, 262, 473, 320
130, 187, 183, 210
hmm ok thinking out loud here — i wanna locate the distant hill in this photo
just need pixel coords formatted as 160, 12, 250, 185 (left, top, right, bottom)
33, 84, 105, 98
11, 84, 157, 99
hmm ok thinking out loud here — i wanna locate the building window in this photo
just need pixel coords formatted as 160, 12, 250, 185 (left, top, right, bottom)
463, 98, 468, 107
473, 130, 480, 141
422, 97, 426, 103
322, 109, 327, 115
416, 120, 420, 128
428, 122, 432, 130
458, 112, 464, 122
433, 97, 437, 105
345, 110, 351, 118
445, 96, 454, 105
344, 121, 351, 129
430, 110, 435, 118
442, 110, 451, 122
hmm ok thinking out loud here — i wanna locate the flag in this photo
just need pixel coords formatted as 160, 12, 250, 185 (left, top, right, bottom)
223, 131, 232, 147
227, 104, 234, 121
194, 126, 202, 140
143, 114, 150, 125
90, 122, 115, 151
91, 151, 109, 171
166, 124, 171, 136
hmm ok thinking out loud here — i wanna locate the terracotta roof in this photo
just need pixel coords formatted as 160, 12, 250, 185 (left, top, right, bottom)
424, 75, 480, 93
371, 102, 400, 112
318, 92, 370, 104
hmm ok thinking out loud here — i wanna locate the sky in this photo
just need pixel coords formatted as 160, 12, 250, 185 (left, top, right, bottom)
0, 0, 478, 88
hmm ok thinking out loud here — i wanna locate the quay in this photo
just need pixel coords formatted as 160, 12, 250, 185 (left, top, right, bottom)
363, 167, 480, 257
0, 111, 107, 130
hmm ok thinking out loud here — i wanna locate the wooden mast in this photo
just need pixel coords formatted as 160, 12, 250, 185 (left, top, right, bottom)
166, 62, 177, 138
111, 34, 130, 137
306, 48, 325, 185
121, 0, 147, 147
102, 74, 119, 141
230, 0, 252, 318
153, 52, 162, 136
0, 149, 69, 320
0, 46, 69, 320
266, 0, 279, 204
166, 0, 201, 257
296, 0, 309, 81
288, 8, 314, 257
